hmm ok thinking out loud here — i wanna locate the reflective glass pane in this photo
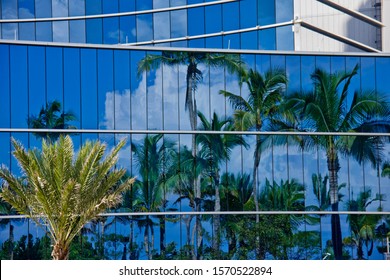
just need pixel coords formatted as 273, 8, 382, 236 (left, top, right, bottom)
2, 0, 17, 19
52, 0, 69, 17
240, 0, 257, 29
119, 0, 135, 12
80, 48, 98, 131
136, 0, 152, 11
154, 12, 170, 40
18, 0, 35, 18
0, 45, 10, 128
2, 23, 17, 39
188, 7, 204, 36
276, 0, 293, 22
53, 21, 69, 42
86, 19, 103, 43
259, 29, 276, 50
114, 50, 130, 130
46, 47, 64, 103
69, 0, 85, 16
35, 0, 52, 18
276, 26, 293, 50
258, 0, 275, 25
136, 14, 153, 42
97, 49, 114, 130
171, 10, 187, 38
36, 22, 52, 41
205, 5, 221, 34
103, 17, 119, 44
103, 0, 118, 13
223, 2, 239, 31
241, 31, 257, 50
119, 16, 136, 43
70, 20, 86, 43
19, 22, 35, 40
86, 0, 101, 15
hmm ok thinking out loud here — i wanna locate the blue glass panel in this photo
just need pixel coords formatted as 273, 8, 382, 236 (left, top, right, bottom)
276, 26, 293, 50
103, 17, 119, 44
188, 38, 205, 48
18, 0, 35, 18
171, 0, 186, 6
70, 20, 86, 43
171, 41, 187, 47
86, 19, 103, 43
205, 4, 221, 33
256, 54, 270, 73
154, 12, 170, 40
119, 16, 136, 43
241, 31, 257, 50
53, 21, 69, 42
206, 36, 222, 48
136, 14, 153, 42
171, 10, 187, 38
97, 49, 114, 129
136, 0, 152, 11
258, 0, 275, 25
240, 0, 257, 28
86, 0, 101, 15
80, 48, 98, 131
46, 47, 64, 103
286, 55, 301, 94
270, 55, 285, 70
35, 0, 52, 18
19, 23, 35, 40
223, 34, 240, 50
330, 56, 345, 73
2, 23, 17, 39
103, 0, 118, 13
28, 46, 46, 147
114, 50, 130, 130
52, 0, 68, 17
259, 29, 276, 50
346, 56, 361, 93
300, 56, 315, 92
276, 0, 293, 22
315, 56, 330, 72
69, 0, 85, 16
119, 0, 135, 12
153, 0, 168, 9
64, 47, 81, 147
0, 45, 10, 128
361, 57, 375, 91
10, 45, 28, 128
2, 0, 17, 18
36, 22, 52, 41
223, 2, 239, 31
130, 51, 146, 130
188, 7, 204, 36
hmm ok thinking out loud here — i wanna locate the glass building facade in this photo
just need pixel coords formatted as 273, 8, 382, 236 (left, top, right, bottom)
0, 0, 294, 50
0, 0, 389, 261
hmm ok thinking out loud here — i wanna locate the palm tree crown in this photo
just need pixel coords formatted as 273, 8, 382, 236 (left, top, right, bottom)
0, 135, 134, 260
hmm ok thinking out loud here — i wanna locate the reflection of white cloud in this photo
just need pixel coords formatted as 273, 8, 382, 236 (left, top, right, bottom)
18, 8, 34, 18
135, 18, 153, 41
52, 0, 68, 17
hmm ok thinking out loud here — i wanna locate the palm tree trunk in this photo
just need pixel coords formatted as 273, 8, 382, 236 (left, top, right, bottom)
9, 223, 14, 260
327, 146, 343, 260
187, 64, 202, 259
52, 240, 69, 260
159, 216, 166, 256
253, 134, 261, 258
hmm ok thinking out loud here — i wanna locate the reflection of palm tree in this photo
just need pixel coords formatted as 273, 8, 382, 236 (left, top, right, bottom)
0, 136, 133, 259
272, 65, 390, 259
0, 199, 18, 260
196, 111, 248, 255
138, 52, 243, 257
131, 134, 173, 259
27, 100, 77, 142
220, 68, 287, 219
346, 189, 382, 259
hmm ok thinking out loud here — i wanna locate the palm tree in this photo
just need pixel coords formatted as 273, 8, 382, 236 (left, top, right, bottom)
0, 135, 134, 260
138, 51, 243, 258
346, 189, 383, 259
131, 134, 174, 259
196, 111, 248, 256
270, 64, 390, 259
219, 68, 287, 220
27, 100, 77, 142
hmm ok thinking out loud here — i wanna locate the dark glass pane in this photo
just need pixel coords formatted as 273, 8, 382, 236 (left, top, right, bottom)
0, 45, 10, 128
205, 4, 221, 34
188, 7, 204, 36
241, 31, 257, 50
103, 0, 118, 13
119, 0, 135, 12
28, 46, 46, 147
223, 34, 239, 50
103, 17, 119, 44
10, 45, 28, 128
223, 2, 239, 31
259, 29, 276, 50
86, 19, 103, 43
240, 0, 257, 29
69, 0, 85, 16
18, 0, 35, 18
80, 48, 98, 131
136, 0, 152, 11
206, 36, 222, 48
258, 0, 275, 25
46, 47, 64, 103
119, 16, 136, 43
70, 20, 86, 43
86, 0, 101, 15
301, 56, 315, 92
286, 55, 301, 94
361, 57, 375, 91
188, 38, 205, 48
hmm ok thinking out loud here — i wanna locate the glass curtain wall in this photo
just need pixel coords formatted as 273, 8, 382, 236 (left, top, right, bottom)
0, 43, 389, 259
